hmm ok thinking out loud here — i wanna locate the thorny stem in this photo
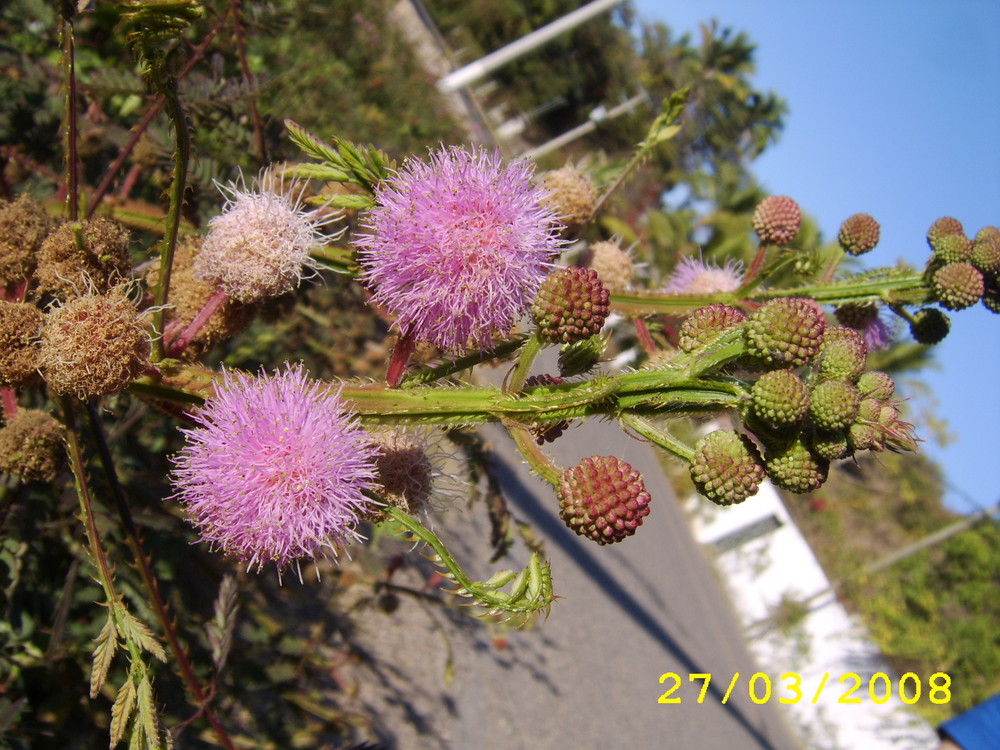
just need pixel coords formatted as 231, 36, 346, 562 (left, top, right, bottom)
402, 336, 528, 387
229, 0, 266, 163
61, 397, 118, 608
610, 271, 931, 316
83, 401, 235, 750
87, 12, 226, 218
152, 83, 191, 359
506, 331, 543, 393
503, 420, 561, 486
60, 14, 80, 220
620, 413, 695, 462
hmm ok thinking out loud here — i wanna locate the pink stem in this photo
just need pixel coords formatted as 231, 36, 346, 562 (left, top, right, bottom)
1, 389, 17, 419
385, 328, 417, 388
743, 244, 769, 284
634, 317, 657, 354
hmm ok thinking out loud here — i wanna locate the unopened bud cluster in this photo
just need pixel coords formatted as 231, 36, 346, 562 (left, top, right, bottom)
752, 196, 801, 246
680, 299, 916, 504
925, 217, 1000, 315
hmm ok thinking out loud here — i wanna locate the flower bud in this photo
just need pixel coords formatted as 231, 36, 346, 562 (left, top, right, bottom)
817, 326, 867, 382
970, 233, 1000, 277
930, 233, 972, 265
765, 438, 829, 493
558, 334, 606, 377
0, 301, 44, 388
856, 371, 895, 401
810, 430, 849, 461
745, 298, 825, 367
0, 409, 65, 482
39, 287, 150, 398
679, 303, 745, 352
370, 430, 433, 517
690, 429, 766, 505
809, 379, 861, 431
752, 196, 801, 246
0, 195, 54, 286
931, 262, 984, 310
531, 266, 610, 343
909, 308, 950, 344
587, 240, 633, 293
838, 213, 880, 256
558, 456, 651, 545
926, 217, 965, 251
541, 165, 598, 235
751, 370, 810, 429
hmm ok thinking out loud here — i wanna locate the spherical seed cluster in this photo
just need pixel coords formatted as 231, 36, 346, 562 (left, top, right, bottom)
0, 301, 44, 387
197, 170, 337, 304
678, 303, 745, 352
541, 165, 598, 235
838, 213, 880, 256
0, 195, 54, 286
0, 409, 65, 482
752, 196, 801, 246
751, 370, 810, 429
38, 287, 151, 398
357, 146, 562, 352
690, 429, 766, 505
557, 456, 651, 545
808, 379, 861, 431
817, 326, 868, 382
587, 240, 633, 293
35, 217, 131, 299
931, 262, 984, 310
744, 298, 825, 367
926, 217, 964, 250
809, 431, 850, 461
371, 430, 434, 517
765, 438, 829, 494
930, 233, 972, 265
170, 365, 380, 572
909, 307, 950, 344
857, 370, 894, 400
531, 266, 610, 343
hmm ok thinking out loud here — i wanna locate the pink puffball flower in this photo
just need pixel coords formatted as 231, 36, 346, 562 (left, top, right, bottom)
662, 255, 744, 295
355, 146, 564, 352
195, 168, 341, 303
169, 364, 379, 574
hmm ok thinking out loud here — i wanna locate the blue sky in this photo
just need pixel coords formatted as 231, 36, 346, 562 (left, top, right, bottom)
630, 0, 1000, 514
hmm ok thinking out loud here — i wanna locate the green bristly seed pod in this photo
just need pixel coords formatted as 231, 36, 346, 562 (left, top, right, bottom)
690, 429, 767, 506
558, 334, 606, 377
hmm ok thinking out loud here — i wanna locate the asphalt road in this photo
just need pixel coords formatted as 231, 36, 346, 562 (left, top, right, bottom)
345, 400, 803, 749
